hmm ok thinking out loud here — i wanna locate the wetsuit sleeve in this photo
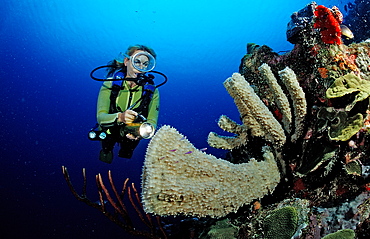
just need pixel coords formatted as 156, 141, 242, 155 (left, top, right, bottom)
146, 88, 160, 129
96, 81, 119, 124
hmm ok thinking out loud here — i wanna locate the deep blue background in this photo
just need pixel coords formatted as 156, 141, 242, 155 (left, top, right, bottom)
0, 0, 351, 238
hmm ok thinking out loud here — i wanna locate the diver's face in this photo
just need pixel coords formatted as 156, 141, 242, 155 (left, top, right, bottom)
124, 50, 149, 78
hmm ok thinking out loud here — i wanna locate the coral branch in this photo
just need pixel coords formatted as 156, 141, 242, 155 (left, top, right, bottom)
156, 216, 167, 239
128, 184, 152, 229
107, 171, 132, 226
97, 173, 123, 215
132, 183, 154, 229
96, 174, 106, 212
121, 178, 129, 195
82, 168, 87, 198
61, 166, 166, 239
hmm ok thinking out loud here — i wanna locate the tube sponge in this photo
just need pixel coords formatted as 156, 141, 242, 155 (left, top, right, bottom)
141, 125, 280, 218
224, 73, 286, 146
259, 63, 292, 134
278, 66, 307, 142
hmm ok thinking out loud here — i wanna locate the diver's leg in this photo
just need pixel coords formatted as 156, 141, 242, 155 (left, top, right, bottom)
99, 136, 115, 163
118, 138, 140, 159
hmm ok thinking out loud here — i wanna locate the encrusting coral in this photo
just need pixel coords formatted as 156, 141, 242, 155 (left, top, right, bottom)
326, 73, 370, 112
141, 125, 280, 218
201, 219, 238, 239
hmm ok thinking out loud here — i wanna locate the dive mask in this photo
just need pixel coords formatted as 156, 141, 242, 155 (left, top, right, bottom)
130, 51, 156, 72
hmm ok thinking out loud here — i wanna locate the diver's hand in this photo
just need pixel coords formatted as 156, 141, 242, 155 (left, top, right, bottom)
117, 110, 138, 124
126, 133, 140, 140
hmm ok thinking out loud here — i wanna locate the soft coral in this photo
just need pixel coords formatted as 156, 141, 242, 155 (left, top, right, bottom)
314, 5, 342, 45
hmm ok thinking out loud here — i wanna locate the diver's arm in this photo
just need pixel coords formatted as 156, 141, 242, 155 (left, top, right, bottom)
146, 88, 160, 129
117, 110, 138, 124
96, 81, 119, 124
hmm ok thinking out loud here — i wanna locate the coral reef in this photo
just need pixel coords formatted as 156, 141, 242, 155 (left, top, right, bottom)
207, 2, 370, 238
233, 2, 370, 183
141, 125, 280, 218
138, 2, 370, 237
143, 2, 370, 238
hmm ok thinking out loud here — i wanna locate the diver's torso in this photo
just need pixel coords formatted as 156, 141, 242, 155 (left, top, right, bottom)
116, 81, 143, 112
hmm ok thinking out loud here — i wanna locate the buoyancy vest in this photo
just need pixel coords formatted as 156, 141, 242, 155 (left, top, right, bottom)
108, 73, 155, 119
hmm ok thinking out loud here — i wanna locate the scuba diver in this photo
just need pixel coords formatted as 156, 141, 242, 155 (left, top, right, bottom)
89, 44, 166, 163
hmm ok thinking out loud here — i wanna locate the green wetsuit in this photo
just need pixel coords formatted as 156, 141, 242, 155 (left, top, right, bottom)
96, 80, 160, 160
97, 80, 160, 127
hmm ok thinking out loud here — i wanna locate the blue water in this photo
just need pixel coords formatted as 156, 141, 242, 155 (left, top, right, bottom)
0, 0, 353, 238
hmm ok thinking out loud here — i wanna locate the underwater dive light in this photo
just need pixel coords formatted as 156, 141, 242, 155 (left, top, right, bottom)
121, 122, 155, 139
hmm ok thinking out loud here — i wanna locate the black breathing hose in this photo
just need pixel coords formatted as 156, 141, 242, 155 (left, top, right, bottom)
90, 65, 167, 88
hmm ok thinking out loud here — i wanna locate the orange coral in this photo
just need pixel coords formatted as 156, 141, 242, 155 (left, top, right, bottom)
339, 62, 346, 70
347, 54, 357, 66
318, 67, 329, 78
253, 201, 261, 211
310, 45, 320, 57
333, 53, 359, 72
364, 110, 370, 127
